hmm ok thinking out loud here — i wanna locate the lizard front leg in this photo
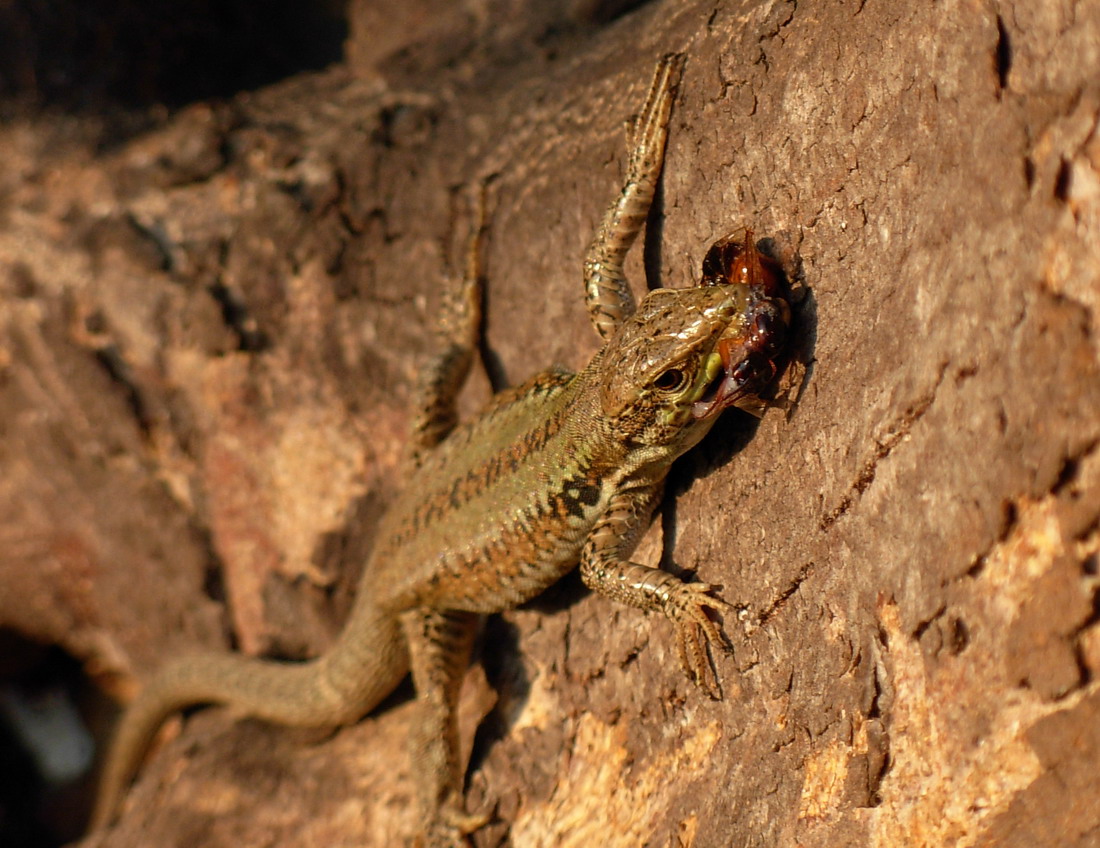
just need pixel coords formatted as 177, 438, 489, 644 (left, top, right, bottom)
579, 485, 732, 698
401, 608, 487, 847
583, 53, 684, 340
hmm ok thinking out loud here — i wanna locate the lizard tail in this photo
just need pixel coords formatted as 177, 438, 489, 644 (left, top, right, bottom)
90, 606, 409, 832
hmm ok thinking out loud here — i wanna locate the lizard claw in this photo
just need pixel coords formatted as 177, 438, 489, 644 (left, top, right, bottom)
664, 581, 733, 699
420, 808, 492, 848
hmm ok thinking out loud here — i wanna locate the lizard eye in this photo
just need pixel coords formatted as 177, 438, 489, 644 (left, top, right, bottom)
653, 367, 687, 392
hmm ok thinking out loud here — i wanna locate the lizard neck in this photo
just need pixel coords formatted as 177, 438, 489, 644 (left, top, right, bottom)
557, 349, 686, 492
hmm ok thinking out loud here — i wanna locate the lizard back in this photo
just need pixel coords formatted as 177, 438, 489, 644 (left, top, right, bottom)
369, 359, 628, 613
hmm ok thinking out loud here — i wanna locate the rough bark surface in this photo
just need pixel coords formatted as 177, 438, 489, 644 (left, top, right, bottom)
1, 0, 1098, 846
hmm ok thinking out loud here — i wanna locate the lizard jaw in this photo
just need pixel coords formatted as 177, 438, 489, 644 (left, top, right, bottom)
691, 230, 791, 421
691, 299, 788, 421
690, 352, 737, 420
691, 354, 763, 419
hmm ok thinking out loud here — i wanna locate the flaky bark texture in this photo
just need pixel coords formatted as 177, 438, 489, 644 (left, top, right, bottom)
1, 0, 1098, 845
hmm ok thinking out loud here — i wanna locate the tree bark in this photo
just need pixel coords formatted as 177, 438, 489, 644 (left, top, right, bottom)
1, 0, 1098, 846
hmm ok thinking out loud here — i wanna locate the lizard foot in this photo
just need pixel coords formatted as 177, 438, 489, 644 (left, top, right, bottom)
664, 581, 733, 699
420, 807, 492, 848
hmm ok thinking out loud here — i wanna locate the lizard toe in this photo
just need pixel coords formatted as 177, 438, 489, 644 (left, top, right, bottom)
666, 581, 731, 698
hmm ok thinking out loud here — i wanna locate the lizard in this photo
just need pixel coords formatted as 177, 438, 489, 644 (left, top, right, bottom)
89, 53, 792, 846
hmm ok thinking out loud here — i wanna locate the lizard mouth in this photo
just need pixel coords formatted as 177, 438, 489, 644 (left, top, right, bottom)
691, 299, 789, 420
690, 230, 791, 420
691, 358, 743, 419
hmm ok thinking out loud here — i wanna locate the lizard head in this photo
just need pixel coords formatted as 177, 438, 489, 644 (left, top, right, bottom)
597, 231, 790, 450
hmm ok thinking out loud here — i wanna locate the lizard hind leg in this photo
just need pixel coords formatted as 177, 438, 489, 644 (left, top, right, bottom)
408, 183, 492, 467
583, 53, 685, 341
401, 608, 488, 846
